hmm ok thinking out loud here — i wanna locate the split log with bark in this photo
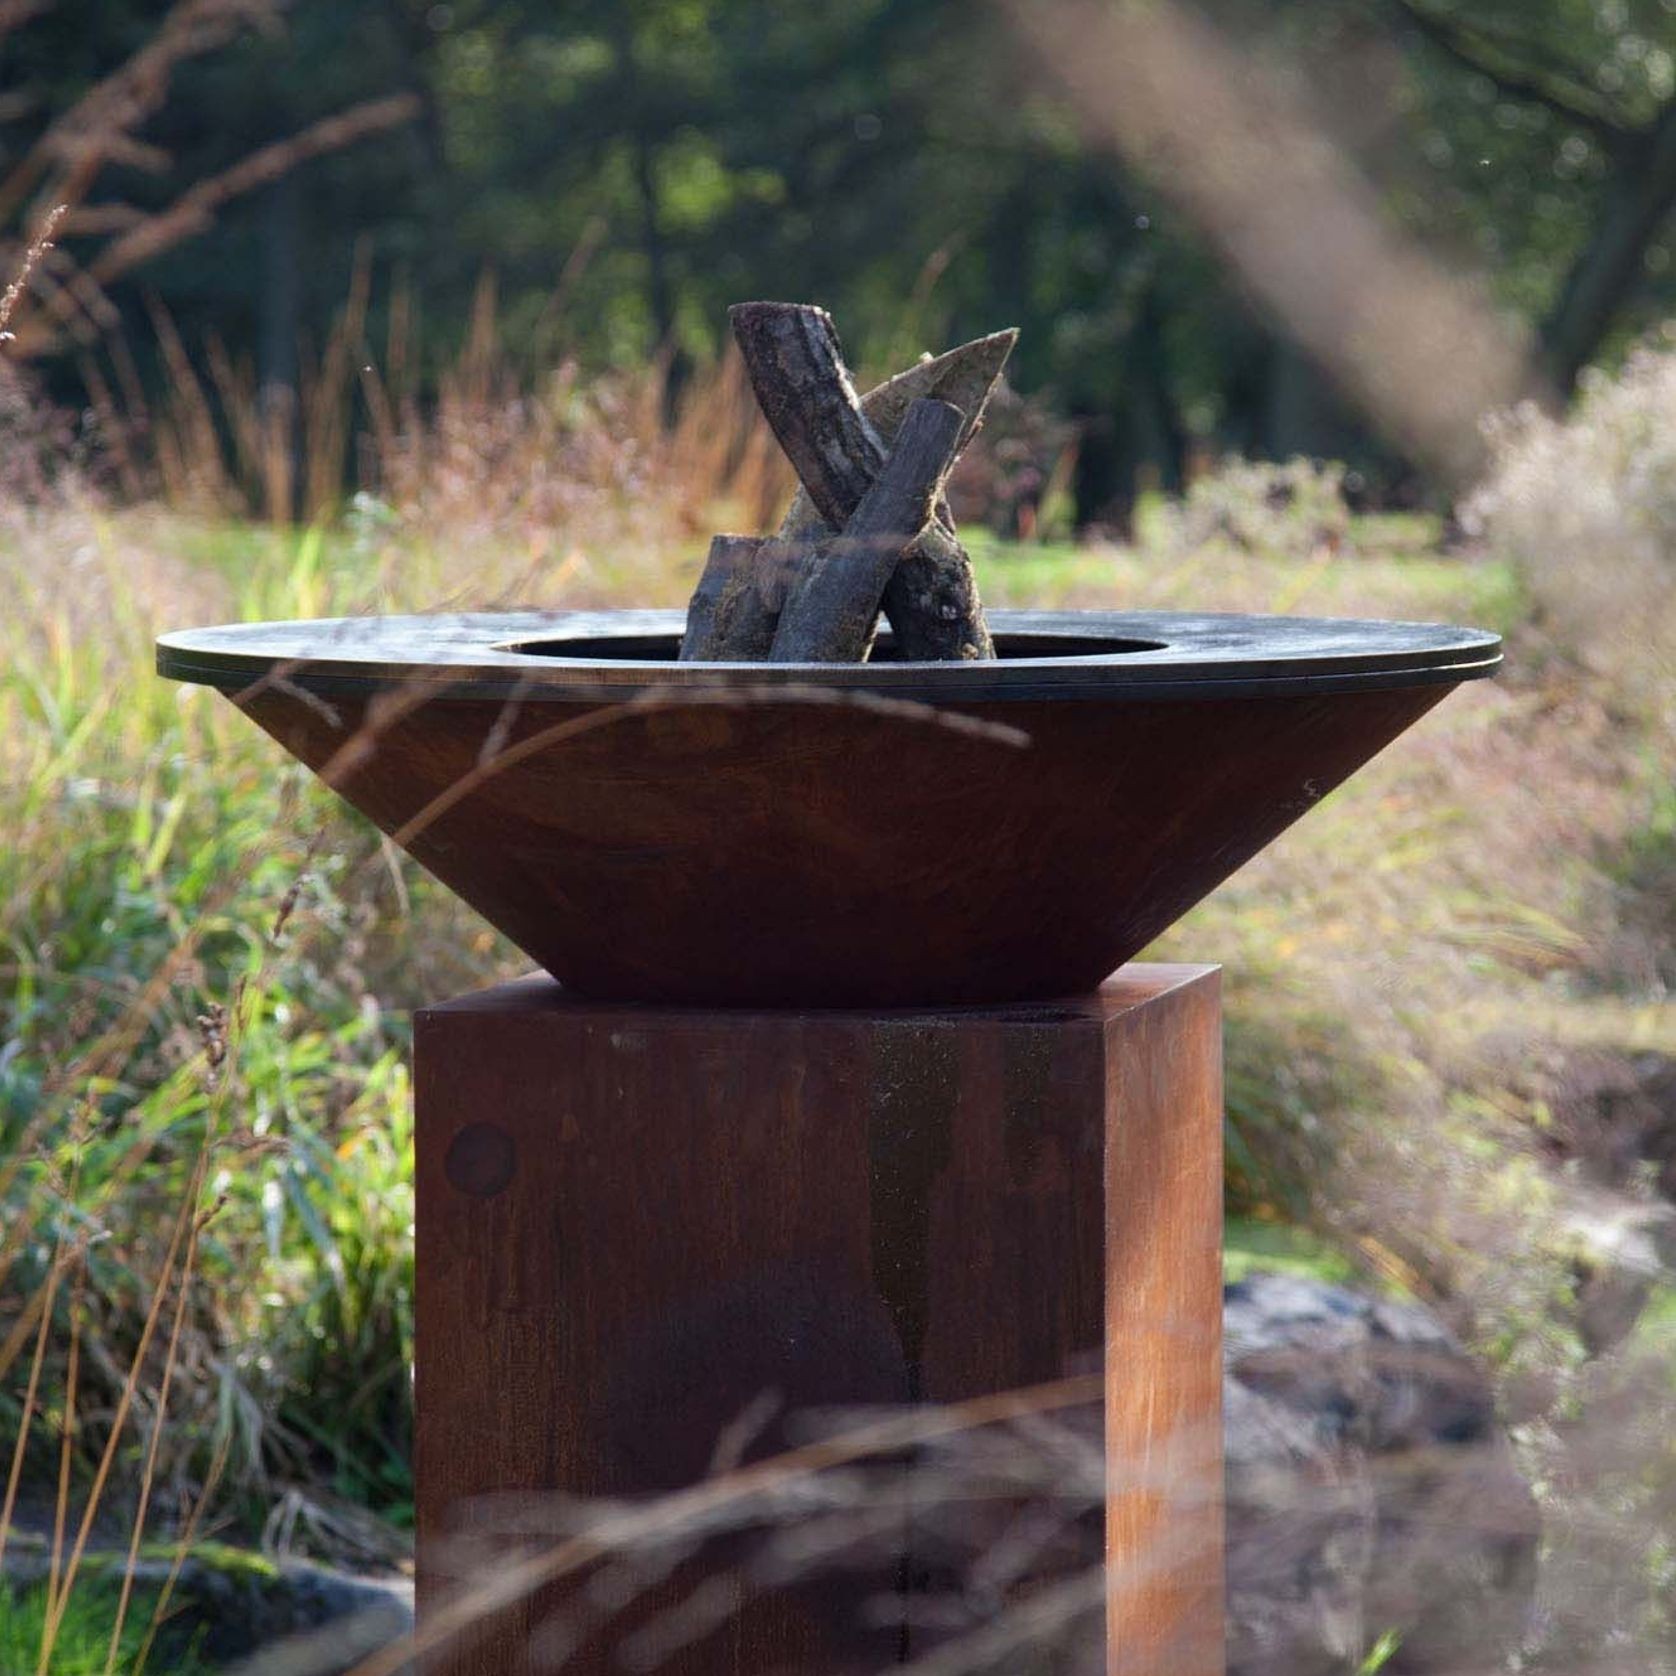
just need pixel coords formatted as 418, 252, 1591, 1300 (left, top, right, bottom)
771, 396, 966, 663
679, 302, 1018, 664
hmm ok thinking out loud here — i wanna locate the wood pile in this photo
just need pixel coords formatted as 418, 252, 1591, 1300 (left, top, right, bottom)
681, 302, 1017, 663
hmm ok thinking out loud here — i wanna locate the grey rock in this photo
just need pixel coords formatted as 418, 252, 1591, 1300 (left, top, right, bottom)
1225, 1369, 1374, 1676
217, 1568, 413, 1676
1225, 1272, 1539, 1676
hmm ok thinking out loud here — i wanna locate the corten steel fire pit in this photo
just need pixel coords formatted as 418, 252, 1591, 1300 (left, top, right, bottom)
156, 607, 1500, 1007
157, 604, 1500, 1676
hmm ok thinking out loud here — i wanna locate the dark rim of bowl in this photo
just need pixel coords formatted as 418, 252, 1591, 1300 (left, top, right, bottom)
157, 608, 1503, 703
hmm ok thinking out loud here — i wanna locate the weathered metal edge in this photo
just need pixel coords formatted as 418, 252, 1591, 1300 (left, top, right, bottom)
157, 608, 1503, 704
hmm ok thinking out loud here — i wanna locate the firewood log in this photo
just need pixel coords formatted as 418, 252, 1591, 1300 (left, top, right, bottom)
776, 327, 1019, 539
837, 331, 1017, 660
680, 533, 764, 660
727, 302, 885, 534
729, 303, 1012, 660
769, 397, 966, 664
886, 521, 993, 661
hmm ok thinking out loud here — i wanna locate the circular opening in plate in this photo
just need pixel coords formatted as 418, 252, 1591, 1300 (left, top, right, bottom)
502, 630, 1169, 663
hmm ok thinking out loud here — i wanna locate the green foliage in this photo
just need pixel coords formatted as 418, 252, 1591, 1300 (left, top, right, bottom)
0, 1579, 212, 1676
1166, 457, 1353, 558
1224, 1217, 1365, 1287
1357, 1628, 1402, 1674
1618, 779, 1676, 991
17, 0, 1676, 516
0, 521, 467, 1530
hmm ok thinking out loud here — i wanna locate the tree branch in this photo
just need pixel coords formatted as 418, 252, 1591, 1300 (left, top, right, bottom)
1389, 0, 1629, 143
86, 95, 419, 288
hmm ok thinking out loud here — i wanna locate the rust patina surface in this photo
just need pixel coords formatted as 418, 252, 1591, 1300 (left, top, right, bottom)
156, 609, 1498, 1006
413, 967, 1223, 1674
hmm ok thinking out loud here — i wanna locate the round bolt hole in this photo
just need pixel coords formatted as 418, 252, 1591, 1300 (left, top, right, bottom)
444, 1122, 516, 1198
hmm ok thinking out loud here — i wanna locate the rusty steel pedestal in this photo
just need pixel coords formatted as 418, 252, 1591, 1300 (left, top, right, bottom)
413, 966, 1225, 1676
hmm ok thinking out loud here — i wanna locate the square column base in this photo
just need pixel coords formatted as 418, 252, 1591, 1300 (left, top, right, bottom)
414, 965, 1224, 1674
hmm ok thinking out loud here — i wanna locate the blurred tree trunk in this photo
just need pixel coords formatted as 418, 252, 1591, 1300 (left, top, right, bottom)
260, 172, 302, 521
1072, 277, 1186, 532
260, 173, 301, 403
1071, 403, 1125, 534
1540, 96, 1676, 395
632, 135, 677, 361
376, 0, 447, 170
1263, 339, 1362, 463
610, 9, 683, 414
987, 176, 1034, 342
1127, 278, 1187, 495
